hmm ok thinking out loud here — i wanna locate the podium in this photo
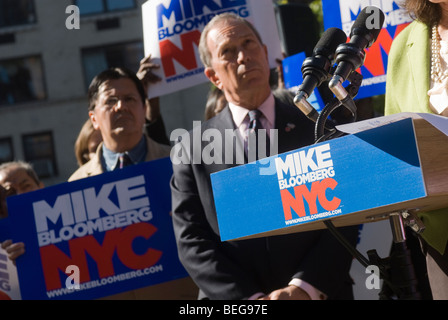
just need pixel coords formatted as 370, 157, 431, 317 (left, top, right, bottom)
211, 113, 448, 242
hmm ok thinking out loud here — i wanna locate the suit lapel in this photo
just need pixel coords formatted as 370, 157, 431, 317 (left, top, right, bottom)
275, 101, 289, 155
275, 99, 300, 154
210, 99, 313, 169
207, 105, 246, 171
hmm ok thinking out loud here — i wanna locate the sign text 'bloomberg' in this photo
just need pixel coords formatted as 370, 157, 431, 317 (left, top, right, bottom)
275, 144, 342, 225
32, 176, 161, 291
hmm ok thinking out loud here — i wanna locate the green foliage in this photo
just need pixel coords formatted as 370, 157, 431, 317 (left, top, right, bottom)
309, 0, 324, 35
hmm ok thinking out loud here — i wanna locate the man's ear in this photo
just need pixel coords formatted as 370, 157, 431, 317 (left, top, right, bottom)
204, 67, 222, 90
263, 44, 268, 62
89, 111, 100, 130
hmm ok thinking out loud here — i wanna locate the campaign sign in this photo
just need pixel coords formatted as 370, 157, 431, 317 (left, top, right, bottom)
142, 0, 283, 98
5, 157, 188, 300
0, 247, 21, 300
212, 118, 425, 241
322, 0, 412, 99
282, 52, 325, 112
0, 209, 22, 300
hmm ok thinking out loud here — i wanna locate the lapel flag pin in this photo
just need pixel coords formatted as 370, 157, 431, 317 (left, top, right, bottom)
285, 123, 296, 132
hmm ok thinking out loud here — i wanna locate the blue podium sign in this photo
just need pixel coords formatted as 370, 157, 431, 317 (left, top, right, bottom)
212, 118, 426, 241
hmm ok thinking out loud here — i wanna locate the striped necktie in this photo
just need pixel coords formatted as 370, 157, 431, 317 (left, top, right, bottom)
247, 109, 269, 161
119, 153, 133, 169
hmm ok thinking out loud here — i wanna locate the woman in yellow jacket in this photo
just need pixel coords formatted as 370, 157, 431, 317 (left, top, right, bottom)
385, 0, 448, 300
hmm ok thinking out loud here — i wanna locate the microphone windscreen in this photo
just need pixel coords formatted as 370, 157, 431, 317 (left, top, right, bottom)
313, 27, 347, 58
351, 6, 385, 41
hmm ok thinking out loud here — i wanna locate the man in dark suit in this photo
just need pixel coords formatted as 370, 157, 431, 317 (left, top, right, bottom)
170, 13, 358, 300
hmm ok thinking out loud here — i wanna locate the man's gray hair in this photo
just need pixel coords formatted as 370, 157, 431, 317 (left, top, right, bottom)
0, 161, 41, 185
198, 13, 264, 68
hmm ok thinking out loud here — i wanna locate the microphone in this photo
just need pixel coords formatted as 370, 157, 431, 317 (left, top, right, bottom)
294, 27, 347, 122
329, 6, 385, 113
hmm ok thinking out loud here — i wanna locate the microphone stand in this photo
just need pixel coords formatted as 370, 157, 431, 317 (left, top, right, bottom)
323, 214, 422, 300
314, 72, 423, 300
314, 70, 362, 143
377, 212, 422, 300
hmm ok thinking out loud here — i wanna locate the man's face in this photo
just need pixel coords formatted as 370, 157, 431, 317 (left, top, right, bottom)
205, 19, 271, 107
0, 167, 43, 196
89, 78, 146, 151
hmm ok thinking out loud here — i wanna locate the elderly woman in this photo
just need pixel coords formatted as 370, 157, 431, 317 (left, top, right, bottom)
385, 0, 448, 299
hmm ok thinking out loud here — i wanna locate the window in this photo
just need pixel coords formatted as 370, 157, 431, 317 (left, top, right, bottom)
0, 137, 14, 163
22, 132, 57, 178
0, 0, 37, 29
75, 0, 136, 16
0, 56, 46, 106
81, 41, 143, 88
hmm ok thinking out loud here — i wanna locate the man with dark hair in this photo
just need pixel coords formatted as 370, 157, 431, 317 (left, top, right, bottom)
68, 67, 197, 299
69, 67, 170, 181
171, 13, 358, 300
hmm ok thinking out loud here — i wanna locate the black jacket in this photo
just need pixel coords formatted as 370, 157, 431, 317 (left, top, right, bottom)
170, 98, 358, 300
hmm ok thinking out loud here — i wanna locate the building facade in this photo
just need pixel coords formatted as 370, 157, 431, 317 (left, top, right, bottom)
0, 0, 209, 186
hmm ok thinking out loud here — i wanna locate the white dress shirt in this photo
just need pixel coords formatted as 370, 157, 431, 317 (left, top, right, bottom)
228, 93, 275, 154
227, 93, 326, 300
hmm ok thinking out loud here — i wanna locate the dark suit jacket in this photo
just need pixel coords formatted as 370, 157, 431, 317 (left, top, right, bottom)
170, 97, 358, 300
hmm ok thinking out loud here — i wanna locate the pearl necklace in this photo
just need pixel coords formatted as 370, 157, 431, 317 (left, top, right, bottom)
431, 25, 448, 83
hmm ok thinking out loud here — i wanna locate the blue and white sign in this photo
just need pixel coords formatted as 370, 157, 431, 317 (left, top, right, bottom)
212, 118, 425, 241
3, 158, 188, 300
142, 0, 282, 98
322, 0, 412, 99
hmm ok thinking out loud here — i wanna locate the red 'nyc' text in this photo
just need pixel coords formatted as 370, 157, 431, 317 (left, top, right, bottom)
275, 144, 340, 220
280, 178, 341, 221
40, 222, 162, 291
